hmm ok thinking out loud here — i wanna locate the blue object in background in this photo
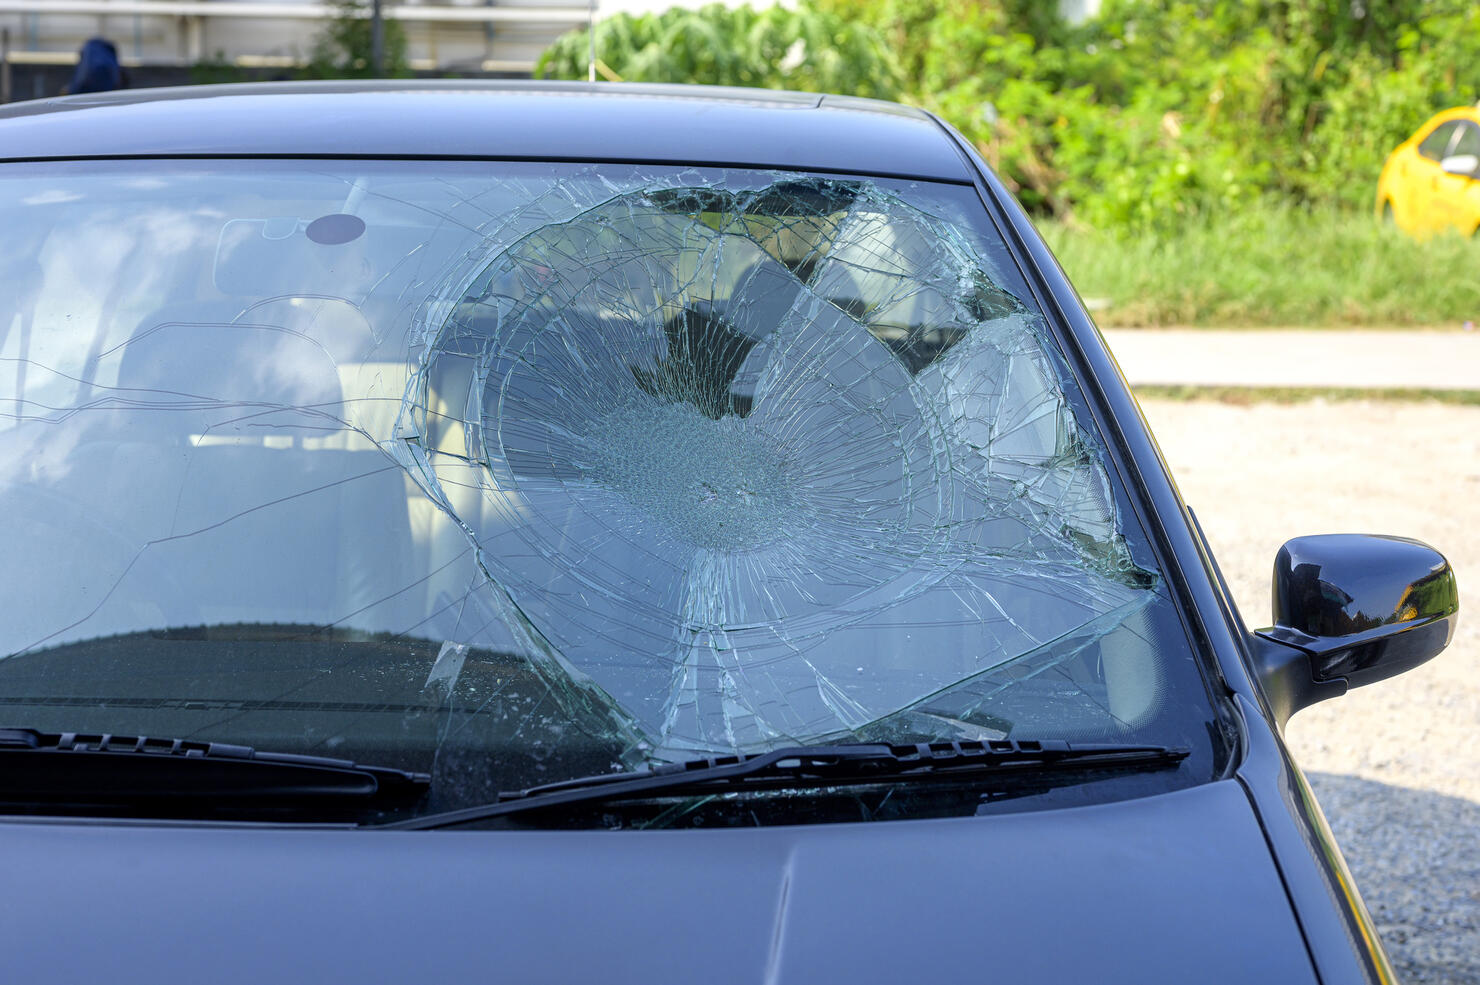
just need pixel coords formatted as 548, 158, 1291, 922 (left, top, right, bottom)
69, 38, 122, 94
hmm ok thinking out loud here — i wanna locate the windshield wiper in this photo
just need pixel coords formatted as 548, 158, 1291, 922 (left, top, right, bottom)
0, 728, 429, 808
386, 739, 1188, 829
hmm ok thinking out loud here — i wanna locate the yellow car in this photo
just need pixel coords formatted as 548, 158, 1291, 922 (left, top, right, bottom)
1375, 105, 1480, 237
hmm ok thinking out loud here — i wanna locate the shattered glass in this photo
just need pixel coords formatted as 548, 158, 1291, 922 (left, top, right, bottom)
0, 161, 1212, 806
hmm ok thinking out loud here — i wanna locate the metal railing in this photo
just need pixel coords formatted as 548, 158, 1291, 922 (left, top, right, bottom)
0, 0, 592, 94
0, 2, 589, 25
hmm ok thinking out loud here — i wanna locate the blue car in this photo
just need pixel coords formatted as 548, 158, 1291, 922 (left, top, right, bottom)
0, 81, 1456, 984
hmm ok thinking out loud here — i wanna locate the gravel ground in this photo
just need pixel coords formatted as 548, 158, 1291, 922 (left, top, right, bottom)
1140, 398, 1480, 985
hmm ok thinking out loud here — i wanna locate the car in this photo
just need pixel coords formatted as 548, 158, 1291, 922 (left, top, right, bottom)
1376, 103, 1480, 237
0, 80, 1458, 984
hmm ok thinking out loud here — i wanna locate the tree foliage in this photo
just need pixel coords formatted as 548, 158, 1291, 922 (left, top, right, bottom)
299, 0, 411, 80
536, 3, 900, 100
537, 0, 1480, 231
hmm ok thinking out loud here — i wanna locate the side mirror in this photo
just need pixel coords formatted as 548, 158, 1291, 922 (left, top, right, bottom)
1251, 534, 1458, 726
1440, 153, 1480, 178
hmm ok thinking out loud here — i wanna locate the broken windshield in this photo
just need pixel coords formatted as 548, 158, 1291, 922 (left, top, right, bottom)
0, 160, 1220, 816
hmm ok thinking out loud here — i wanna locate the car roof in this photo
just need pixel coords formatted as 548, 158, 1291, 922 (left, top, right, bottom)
1413, 105, 1480, 134
0, 80, 974, 181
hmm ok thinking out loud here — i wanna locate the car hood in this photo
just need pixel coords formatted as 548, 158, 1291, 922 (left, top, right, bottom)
2, 779, 1315, 984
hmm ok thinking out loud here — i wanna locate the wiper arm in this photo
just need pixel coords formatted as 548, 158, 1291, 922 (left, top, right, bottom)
386, 739, 1188, 830
0, 728, 428, 808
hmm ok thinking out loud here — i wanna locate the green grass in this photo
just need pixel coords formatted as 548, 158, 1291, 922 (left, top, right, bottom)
1040, 205, 1480, 328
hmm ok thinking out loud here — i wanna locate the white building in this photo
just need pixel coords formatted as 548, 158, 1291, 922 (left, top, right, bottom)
0, 0, 594, 82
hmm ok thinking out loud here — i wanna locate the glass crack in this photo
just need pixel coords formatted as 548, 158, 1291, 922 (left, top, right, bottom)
395, 170, 1155, 761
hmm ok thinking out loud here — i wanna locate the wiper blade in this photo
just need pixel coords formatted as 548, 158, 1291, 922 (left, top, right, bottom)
386, 739, 1188, 829
0, 728, 428, 807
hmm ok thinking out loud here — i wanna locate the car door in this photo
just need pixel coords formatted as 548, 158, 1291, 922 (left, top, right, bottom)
1410, 120, 1461, 233
1432, 119, 1480, 235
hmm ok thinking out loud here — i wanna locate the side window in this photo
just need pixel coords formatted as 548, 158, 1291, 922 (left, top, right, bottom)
1450, 122, 1480, 159
1418, 121, 1459, 161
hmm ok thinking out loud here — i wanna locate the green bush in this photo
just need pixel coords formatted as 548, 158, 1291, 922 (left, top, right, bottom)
535, 3, 899, 99
298, 0, 411, 80
537, 0, 1480, 234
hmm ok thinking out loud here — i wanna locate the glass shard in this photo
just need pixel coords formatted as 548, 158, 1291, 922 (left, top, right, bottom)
397, 174, 1153, 760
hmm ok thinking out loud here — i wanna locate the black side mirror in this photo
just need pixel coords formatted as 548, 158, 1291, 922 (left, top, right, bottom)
1251, 534, 1458, 726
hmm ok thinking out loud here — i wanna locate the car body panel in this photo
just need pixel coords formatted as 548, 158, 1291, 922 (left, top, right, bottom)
1232, 694, 1399, 984
0, 80, 972, 182
1376, 106, 1480, 236
0, 780, 1314, 985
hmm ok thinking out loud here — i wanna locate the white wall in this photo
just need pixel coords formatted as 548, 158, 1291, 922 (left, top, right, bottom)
0, 1, 588, 73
